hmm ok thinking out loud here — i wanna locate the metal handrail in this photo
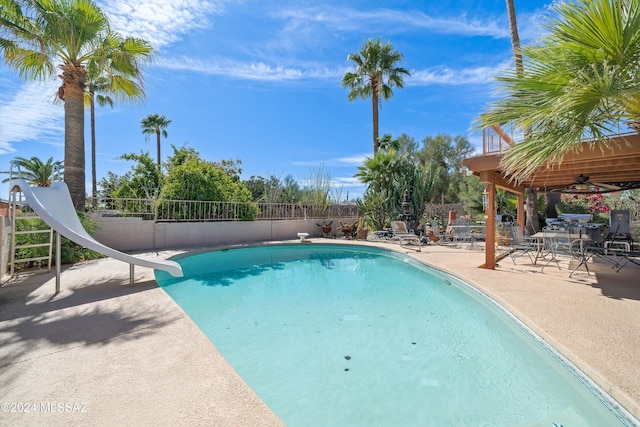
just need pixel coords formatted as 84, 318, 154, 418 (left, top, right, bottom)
482, 126, 638, 156
9, 160, 22, 182
87, 197, 358, 222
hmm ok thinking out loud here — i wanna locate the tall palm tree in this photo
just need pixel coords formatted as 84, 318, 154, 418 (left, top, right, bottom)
2, 156, 63, 187
504, 0, 540, 234
481, 0, 640, 181
342, 37, 411, 155
141, 114, 171, 168
0, 0, 152, 210
505, 0, 523, 75
86, 34, 153, 199
87, 81, 114, 202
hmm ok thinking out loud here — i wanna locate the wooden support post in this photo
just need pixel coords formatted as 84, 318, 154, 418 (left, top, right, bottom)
479, 171, 497, 269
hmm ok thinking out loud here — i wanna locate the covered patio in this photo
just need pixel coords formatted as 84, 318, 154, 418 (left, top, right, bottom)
461, 129, 640, 269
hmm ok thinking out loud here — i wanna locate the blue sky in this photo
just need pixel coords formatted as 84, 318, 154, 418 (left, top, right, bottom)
0, 0, 551, 201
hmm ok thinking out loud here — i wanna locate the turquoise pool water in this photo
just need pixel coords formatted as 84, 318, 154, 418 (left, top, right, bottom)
155, 244, 632, 426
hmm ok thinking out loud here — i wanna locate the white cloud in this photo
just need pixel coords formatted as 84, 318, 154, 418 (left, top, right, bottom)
273, 7, 508, 39
292, 153, 369, 168
159, 53, 513, 87
410, 60, 512, 86
0, 79, 64, 154
334, 176, 364, 187
332, 154, 369, 166
157, 56, 345, 81
518, 7, 552, 41
100, 0, 231, 48
466, 133, 484, 156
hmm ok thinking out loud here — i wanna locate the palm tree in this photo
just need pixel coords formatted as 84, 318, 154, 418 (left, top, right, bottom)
141, 114, 172, 168
481, 0, 640, 182
505, 0, 523, 75
342, 37, 411, 155
0, 0, 152, 210
86, 34, 153, 200
504, 0, 540, 234
87, 81, 114, 202
1, 156, 63, 187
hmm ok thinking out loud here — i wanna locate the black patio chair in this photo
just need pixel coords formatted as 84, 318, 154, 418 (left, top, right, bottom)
614, 246, 640, 272
579, 224, 630, 273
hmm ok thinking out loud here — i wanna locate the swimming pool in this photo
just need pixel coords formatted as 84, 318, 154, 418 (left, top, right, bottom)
155, 244, 633, 426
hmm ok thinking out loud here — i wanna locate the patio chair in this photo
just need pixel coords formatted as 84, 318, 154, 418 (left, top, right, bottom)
540, 229, 582, 274
426, 220, 451, 244
610, 210, 633, 243
450, 223, 477, 248
568, 231, 602, 277
601, 225, 640, 271
391, 221, 422, 252
604, 222, 633, 254
579, 225, 623, 271
509, 226, 537, 265
615, 248, 640, 272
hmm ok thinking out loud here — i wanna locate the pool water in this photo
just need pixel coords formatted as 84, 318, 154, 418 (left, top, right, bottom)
156, 244, 631, 426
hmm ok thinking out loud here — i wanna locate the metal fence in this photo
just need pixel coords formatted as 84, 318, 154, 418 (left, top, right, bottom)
88, 197, 359, 222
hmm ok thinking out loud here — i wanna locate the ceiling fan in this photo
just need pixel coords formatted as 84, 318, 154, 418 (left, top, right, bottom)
561, 174, 621, 193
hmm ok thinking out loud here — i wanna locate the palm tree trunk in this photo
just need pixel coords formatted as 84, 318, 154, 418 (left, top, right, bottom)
64, 83, 86, 211
156, 129, 161, 167
506, 0, 539, 234
90, 91, 97, 202
372, 82, 380, 155
506, 0, 523, 74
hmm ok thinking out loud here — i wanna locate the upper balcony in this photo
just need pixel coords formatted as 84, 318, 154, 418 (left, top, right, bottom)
482, 124, 515, 155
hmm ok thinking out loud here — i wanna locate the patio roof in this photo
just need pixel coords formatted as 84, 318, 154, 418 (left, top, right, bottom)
462, 133, 640, 194
460, 131, 640, 270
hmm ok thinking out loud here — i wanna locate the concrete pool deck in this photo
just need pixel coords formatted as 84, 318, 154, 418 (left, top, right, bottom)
1, 239, 639, 425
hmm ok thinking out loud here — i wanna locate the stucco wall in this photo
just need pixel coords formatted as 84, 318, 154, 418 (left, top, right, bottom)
90, 214, 357, 252
2, 215, 357, 275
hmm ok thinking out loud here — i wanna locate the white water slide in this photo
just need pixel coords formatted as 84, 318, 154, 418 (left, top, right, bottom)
10, 179, 183, 291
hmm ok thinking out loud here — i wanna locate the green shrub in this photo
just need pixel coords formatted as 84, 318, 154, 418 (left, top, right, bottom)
10, 212, 103, 272
159, 158, 258, 221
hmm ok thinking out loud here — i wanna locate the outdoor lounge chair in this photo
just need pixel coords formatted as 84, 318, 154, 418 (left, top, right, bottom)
391, 221, 422, 252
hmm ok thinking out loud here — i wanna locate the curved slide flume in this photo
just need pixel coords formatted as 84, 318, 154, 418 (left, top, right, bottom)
10, 179, 183, 282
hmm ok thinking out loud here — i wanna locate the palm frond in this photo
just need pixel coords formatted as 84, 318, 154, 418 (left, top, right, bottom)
479, 0, 640, 181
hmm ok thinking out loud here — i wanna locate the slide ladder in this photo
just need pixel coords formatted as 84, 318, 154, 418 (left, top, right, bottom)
6, 162, 182, 295
9, 185, 54, 278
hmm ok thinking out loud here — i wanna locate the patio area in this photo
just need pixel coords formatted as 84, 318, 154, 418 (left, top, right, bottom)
1, 240, 639, 426
461, 130, 640, 270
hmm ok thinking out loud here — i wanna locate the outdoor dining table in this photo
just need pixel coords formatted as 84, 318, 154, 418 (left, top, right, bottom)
530, 231, 591, 265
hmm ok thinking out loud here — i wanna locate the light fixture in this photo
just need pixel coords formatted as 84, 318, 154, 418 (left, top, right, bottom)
574, 183, 590, 191
482, 185, 489, 211
460, 166, 474, 177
